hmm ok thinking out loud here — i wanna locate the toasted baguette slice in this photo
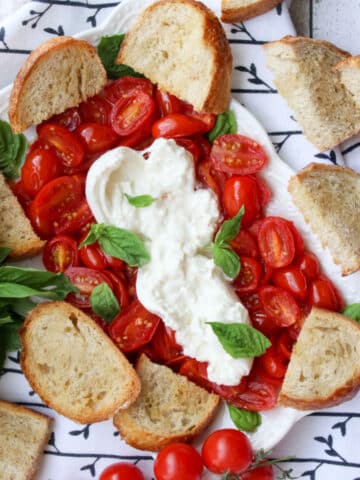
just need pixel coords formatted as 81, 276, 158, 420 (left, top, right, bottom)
117, 0, 232, 114
0, 400, 52, 480
221, 0, 282, 22
9, 36, 107, 133
263, 36, 360, 151
335, 55, 360, 107
20, 302, 140, 424
278, 308, 360, 410
288, 163, 360, 276
0, 172, 44, 258
113, 355, 220, 451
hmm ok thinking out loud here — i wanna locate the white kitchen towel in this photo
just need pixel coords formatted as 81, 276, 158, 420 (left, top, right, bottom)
0, 2, 359, 480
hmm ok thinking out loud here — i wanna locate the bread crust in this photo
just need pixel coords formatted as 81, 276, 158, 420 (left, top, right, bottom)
20, 301, 140, 424
334, 54, 360, 71
221, 0, 282, 23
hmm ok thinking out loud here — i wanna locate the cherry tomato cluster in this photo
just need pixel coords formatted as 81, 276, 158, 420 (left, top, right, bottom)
12, 76, 344, 413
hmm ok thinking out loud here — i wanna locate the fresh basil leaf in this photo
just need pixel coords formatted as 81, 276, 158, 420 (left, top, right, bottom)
343, 303, 360, 323
0, 248, 11, 265
208, 322, 271, 358
215, 206, 245, 245
125, 193, 157, 208
207, 110, 237, 143
97, 35, 144, 79
0, 120, 28, 179
90, 282, 120, 323
228, 404, 262, 432
212, 243, 240, 279
10, 298, 36, 317
1, 320, 22, 351
0, 314, 14, 326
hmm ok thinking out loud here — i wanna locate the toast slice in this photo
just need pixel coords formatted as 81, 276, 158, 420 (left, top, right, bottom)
263, 36, 360, 151
221, 0, 282, 22
20, 301, 140, 424
335, 55, 360, 107
288, 163, 360, 276
9, 36, 107, 133
113, 355, 220, 451
278, 308, 360, 410
0, 172, 44, 258
0, 400, 52, 480
117, 0, 232, 114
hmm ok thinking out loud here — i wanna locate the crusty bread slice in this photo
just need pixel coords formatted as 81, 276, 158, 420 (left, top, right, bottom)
263, 36, 360, 151
20, 302, 140, 424
0, 400, 52, 480
117, 0, 232, 114
221, 0, 282, 22
113, 355, 219, 451
0, 172, 44, 258
288, 163, 360, 276
9, 36, 107, 133
278, 308, 360, 410
335, 55, 360, 107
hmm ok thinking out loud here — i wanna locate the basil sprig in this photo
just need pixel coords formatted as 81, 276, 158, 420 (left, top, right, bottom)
228, 404, 262, 433
90, 283, 120, 324
343, 304, 360, 323
208, 321, 271, 358
97, 35, 144, 79
125, 193, 157, 208
79, 223, 150, 267
207, 110, 237, 143
0, 120, 28, 179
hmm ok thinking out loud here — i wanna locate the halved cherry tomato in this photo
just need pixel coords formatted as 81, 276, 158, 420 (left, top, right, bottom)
79, 240, 107, 270
65, 266, 113, 309
79, 96, 111, 124
103, 77, 153, 104
277, 328, 298, 361
196, 158, 227, 200
258, 217, 295, 268
253, 175, 272, 206
104, 270, 129, 309
175, 138, 200, 163
259, 285, 301, 327
233, 256, 262, 294
193, 134, 212, 162
155, 90, 186, 116
249, 308, 280, 336
286, 220, 304, 257
21, 147, 62, 197
309, 277, 344, 311
28, 175, 93, 238
154, 443, 203, 480
111, 90, 156, 136
38, 123, 85, 167
257, 345, 287, 379
152, 114, 209, 138
272, 265, 308, 301
239, 292, 262, 313
46, 107, 81, 132
184, 105, 216, 132
108, 300, 160, 352
43, 234, 78, 272
230, 230, 259, 258
10, 180, 32, 211
230, 380, 277, 410
299, 251, 320, 280
145, 321, 184, 366
223, 176, 261, 226
76, 123, 119, 153
211, 134, 267, 175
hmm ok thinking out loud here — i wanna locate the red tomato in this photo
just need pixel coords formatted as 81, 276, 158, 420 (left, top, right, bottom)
108, 300, 160, 352
76, 123, 119, 153
194, 134, 212, 162
258, 345, 287, 379
28, 175, 93, 239
223, 176, 261, 226
145, 321, 184, 365
211, 134, 267, 175
249, 308, 280, 336
46, 107, 81, 132
175, 138, 200, 164
309, 277, 343, 311
103, 76, 153, 104
152, 114, 209, 138
258, 217, 296, 268
79, 241, 107, 270
118, 128, 154, 150
259, 285, 301, 327
299, 251, 320, 280
230, 379, 277, 410
10, 180, 32, 211
184, 105, 216, 132
286, 220, 304, 257
43, 234, 78, 273
111, 90, 156, 136
253, 175, 272, 206
230, 230, 259, 258
155, 90, 186, 116
104, 270, 129, 309
242, 465, 274, 480
197, 158, 226, 200
38, 123, 85, 167
99, 462, 144, 480
65, 267, 113, 308
233, 256, 262, 294
154, 443, 203, 480
201, 429, 253, 474
239, 292, 262, 313
272, 265, 308, 301
277, 328, 298, 361
21, 147, 62, 197
79, 95, 111, 124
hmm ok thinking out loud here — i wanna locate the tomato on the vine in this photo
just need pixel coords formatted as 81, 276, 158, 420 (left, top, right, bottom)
99, 462, 145, 480
154, 443, 203, 480
43, 234, 78, 273
21, 147, 63, 197
223, 175, 261, 226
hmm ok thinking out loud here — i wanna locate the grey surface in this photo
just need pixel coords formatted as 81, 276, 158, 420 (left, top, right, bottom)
290, 0, 311, 36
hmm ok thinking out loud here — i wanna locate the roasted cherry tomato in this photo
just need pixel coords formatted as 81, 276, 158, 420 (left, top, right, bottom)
309, 277, 344, 311
10, 180, 32, 211
108, 300, 160, 352
44, 107, 81, 132
38, 123, 85, 167
259, 285, 301, 327
242, 465, 274, 480
144, 321, 184, 366
196, 158, 226, 199
211, 134, 267, 175
152, 114, 209, 138
79, 240, 108, 270
258, 217, 296, 268
175, 138, 200, 163
155, 90, 186, 116
272, 265, 308, 300
99, 462, 145, 480
253, 175, 272, 206
42, 234, 78, 273
184, 105, 216, 132
79, 95, 111, 124
277, 328, 298, 361
248, 308, 280, 336
230, 230, 259, 258
233, 256, 262, 294
201, 429, 253, 475
258, 345, 288, 379
103, 270, 129, 309
194, 134, 212, 162
65, 266, 113, 309
230, 379, 277, 410
103, 76, 153, 104
223, 176, 261, 226
154, 443, 203, 480
299, 251, 320, 280
111, 90, 156, 136
21, 147, 62, 197
76, 123, 119, 153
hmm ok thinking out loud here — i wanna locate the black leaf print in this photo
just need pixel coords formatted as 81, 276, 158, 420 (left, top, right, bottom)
234, 64, 276, 92
0, 26, 9, 50
314, 436, 328, 444
69, 424, 91, 439
87, 8, 101, 28
22, 5, 52, 29
230, 22, 257, 42
113, 430, 120, 436
81, 463, 96, 477
315, 150, 337, 164
48, 431, 56, 447
327, 434, 333, 447
276, 3, 283, 15
8, 351, 21, 364
332, 421, 347, 436
250, 63, 257, 75
236, 66, 249, 72
248, 78, 263, 85
44, 25, 65, 36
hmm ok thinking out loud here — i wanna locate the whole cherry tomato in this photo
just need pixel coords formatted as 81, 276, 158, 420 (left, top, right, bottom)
79, 95, 111, 124
38, 123, 85, 167
154, 443, 203, 480
99, 462, 144, 480
242, 465, 274, 480
233, 256, 262, 294
258, 217, 296, 268
257, 345, 288, 379
259, 285, 301, 327
111, 90, 156, 136
152, 114, 209, 138
43, 234, 78, 273
21, 147, 63, 197
272, 265, 308, 300
65, 266, 113, 309
155, 90, 186, 116
223, 176, 261, 226
309, 277, 344, 311
79, 240, 108, 270
299, 251, 320, 280
201, 429, 253, 474
76, 123, 119, 153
